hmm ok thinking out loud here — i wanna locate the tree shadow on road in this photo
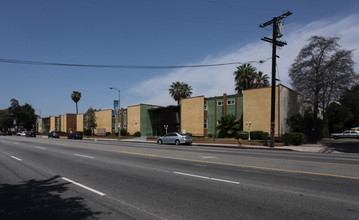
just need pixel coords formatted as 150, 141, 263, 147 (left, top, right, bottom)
322, 139, 359, 153
0, 175, 101, 219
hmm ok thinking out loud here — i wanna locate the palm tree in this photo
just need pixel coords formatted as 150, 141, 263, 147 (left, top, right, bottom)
234, 64, 270, 93
233, 64, 257, 93
71, 91, 82, 114
255, 71, 270, 88
216, 115, 241, 138
169, 81, 193, 105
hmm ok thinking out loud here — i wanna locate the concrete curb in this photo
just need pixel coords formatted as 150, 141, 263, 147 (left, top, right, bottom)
47, 136, 324, 153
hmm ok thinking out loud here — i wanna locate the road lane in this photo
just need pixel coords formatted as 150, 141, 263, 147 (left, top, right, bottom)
1, 136, 359, 219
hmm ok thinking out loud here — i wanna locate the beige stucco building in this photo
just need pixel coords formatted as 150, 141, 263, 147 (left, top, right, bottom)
94, 109, 114, 135
181, 96, 205, 136
243, 84, 304, 136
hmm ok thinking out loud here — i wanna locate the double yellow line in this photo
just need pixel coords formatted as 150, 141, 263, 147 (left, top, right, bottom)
45, 140, 359, 180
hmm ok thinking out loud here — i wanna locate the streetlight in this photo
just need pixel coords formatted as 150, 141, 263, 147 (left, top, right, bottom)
109, 86, 121, 140
246, 122, 251, 141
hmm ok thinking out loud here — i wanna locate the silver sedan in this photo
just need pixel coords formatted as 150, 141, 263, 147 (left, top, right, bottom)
157, 132, 192, 145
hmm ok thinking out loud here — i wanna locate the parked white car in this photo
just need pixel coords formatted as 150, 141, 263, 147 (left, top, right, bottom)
330, 130, 359, 139
20, 131, 27, 136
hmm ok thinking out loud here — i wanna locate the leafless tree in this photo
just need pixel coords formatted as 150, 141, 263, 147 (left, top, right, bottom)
289, 36, 357, 120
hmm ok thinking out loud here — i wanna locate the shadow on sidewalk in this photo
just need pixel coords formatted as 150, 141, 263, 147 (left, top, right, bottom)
0, 175, 100, 219
321, 139, 359, 153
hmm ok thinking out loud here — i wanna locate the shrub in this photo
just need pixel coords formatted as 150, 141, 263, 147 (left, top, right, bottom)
120, 128, 128, 136
284, 133, 304, 146
84, 129, 91, 136
250, 131, 269, 140
134, 131, 141, 137
235, 131, 248, 140
106, 132, 111, 136
185, 132, 192, 137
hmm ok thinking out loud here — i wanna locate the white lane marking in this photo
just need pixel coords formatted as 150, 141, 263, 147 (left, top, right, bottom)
74, 154, 95, 159
14, 142, 19, 145
200, 156, 217, 159
11, 156, 22, 161
62, 177, 105, 196
35, 147, 46, 150
174, 172, 240, 185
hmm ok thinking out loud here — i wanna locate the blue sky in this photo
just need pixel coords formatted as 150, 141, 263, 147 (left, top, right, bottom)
1, 0, 359, 117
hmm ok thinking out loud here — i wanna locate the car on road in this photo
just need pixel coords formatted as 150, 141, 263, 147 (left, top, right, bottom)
48, 131, 60, 138
25, 131, 36, 137
0, 131, 12, 136
21, 131, 27, 136
157, 132, 192, 145
330, 130, 359, 139
68, 132, 83, 140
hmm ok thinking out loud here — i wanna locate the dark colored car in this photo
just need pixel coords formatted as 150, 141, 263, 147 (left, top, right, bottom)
0, 131, 12, 136
48, 131, 60, 138
26, 131, 36, 137
68, 132, 83, 140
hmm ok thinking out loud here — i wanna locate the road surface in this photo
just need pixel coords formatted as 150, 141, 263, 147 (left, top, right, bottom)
1, 136, 358, 219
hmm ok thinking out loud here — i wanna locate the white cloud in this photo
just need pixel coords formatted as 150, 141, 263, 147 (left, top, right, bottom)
129, 13, 359, 107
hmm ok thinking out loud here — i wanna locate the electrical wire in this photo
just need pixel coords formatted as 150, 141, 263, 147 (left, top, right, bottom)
0, 58, 268, 69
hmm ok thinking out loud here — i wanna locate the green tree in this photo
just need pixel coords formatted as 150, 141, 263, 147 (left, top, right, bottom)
326, 102, 353, 133
169, 81, 193, 105
19, 103, 37, 131
286, 114, 304, 133
340, 84, 359, 127
0, 109, 12, 130
234, 64, 269, 94
216, 115, 241, 138
85, 107, 97, 135
71, 91, 82, 114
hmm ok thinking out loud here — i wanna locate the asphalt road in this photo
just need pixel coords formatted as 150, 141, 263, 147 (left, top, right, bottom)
1, 136, 359, 219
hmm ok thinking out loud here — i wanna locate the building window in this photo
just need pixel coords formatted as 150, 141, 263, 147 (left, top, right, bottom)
123, 111, 127, 115
227, 100, 235, 105
124, 124, 127, 129
217, 101, 223, 106
204, 100, 208, 110
217, 120, 220, 125
204, 119, 207, 129
112, 124, 115, 130
112, 114, 115, 119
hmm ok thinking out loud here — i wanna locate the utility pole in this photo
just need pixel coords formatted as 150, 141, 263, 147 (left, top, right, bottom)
260, 11, 292, 147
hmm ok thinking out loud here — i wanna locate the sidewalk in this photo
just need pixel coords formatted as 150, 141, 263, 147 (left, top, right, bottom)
99, 136, 328, 153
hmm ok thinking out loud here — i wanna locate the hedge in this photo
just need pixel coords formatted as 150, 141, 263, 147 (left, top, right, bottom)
235, 131, 269, 140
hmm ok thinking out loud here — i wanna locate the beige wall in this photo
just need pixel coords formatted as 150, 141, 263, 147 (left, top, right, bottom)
50, 116, 56, 131
243, 86, 280, 136
60, 114, 66, 132
94, 109, 113, 135
181, 96, 204, 136
76, 114, 84, 132
127, 105, 141, 134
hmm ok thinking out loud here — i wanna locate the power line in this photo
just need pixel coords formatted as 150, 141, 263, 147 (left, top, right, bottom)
0, 58, 268, 69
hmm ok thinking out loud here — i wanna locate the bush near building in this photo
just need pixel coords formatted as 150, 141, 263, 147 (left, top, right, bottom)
235, 131, 268, 140
284, 133, 305, 146
134, 131, 141, 137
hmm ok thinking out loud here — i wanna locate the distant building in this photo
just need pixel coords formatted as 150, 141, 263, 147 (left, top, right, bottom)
39, 84, 304, 137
